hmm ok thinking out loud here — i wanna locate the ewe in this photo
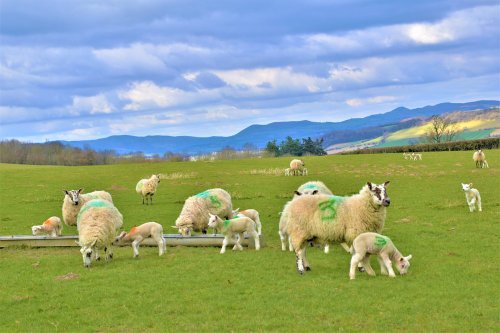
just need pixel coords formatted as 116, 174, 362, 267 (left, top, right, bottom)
136, 174, 161, 205
62, 189, 113, 226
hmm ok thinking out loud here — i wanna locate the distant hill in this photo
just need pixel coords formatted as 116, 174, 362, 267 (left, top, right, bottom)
59, 100, 499, 155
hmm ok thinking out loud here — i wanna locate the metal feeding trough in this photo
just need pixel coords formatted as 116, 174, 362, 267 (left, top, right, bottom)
0, 234, 264, 249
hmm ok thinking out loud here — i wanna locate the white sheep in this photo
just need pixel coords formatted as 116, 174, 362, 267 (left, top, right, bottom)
290, 159, 305, 176
285, 181, 391, 274
461, 183, 482, 212
173, 188, 233, 236
285, 168, 291, 176
295, 181, 333, 197
32, 216, 63, 237
136, 174, 161, 205
473, 150, 486, 168
349, 232, 412, 280
62, 189, 113, 226
207, 213, 260, 254
413, 153, 422, 160
114, 222, 166, 257
76, 199, 123, 267
403, 152, 409, 160
233, 208, 262, 236
278, 200, 294, 252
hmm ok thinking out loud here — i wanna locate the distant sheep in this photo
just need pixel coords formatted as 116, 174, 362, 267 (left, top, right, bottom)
285, 181, 391, 274
349, 232, 412, 279
173, 188, 233, 236
76, 199, 123, 267
208, 213, 260, 254
285, 168, 291, 176
62, 189, 113, 226
114, 222, 166, 257
32, 216, 62, 237
136, 174, 161, 205
473, 150, 486, 168
461, 183, 482, 212
233, 208, 262, 236
290, 159, 305, 176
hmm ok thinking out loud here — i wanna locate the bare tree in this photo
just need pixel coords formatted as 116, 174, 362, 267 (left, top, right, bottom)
422, 115, 461, 143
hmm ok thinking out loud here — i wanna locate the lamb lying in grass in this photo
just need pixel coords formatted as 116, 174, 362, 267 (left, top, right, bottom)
114, 222, 166, 257
461, 183, 482, 212
349, 232, 412, 280
208, 213, 260, 254
32, 216, 63, 237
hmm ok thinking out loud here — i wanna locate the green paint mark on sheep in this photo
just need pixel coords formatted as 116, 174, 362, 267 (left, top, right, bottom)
77, 199, 114, 223
195, 190, 210, 198
303, 184, 319, 189
374, 235, 389, 247
319, 195, 346, 222
209, 195, 221, 208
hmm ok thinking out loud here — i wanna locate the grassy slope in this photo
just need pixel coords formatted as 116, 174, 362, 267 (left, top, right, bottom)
0, 151, 499, 332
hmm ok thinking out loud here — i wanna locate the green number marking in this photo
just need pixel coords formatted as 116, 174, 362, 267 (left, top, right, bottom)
319, 195, 345, 222
374, 235, 388, 247
77, 199, 114, 222
303, 184, 319, 189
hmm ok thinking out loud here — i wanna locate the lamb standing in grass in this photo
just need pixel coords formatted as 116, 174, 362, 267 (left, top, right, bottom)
233, 208, 262, 236
32, 216, 63, 237
136, 174, 161, 205
349, 232, 412, 280
77, 199, 123, 268
286, 181, 391, 274
173, 188, 233, 236
62, 189, 113, 226
114, 222, 166, 257
461, 183, 482, 212
208, 213, 260, 254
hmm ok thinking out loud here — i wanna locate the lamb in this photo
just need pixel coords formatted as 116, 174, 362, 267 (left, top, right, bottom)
349, 232, 412, 280
114, 222, 166, 257
285, 168, 291, 176
285, 181, 391, 274
62, 189, 113, 226
461, 183, 482, 212
233, 208, 262, 236
403, 152, 410, 160
290, 159, 305, 176
76, 199, 123, 267
413, 153, 422, 160
173, 188, 233, 236
32, 216, 63, 237
136, 174, 161, 205
300, 167, 308, 176
207, 213, 260, 254
473, 149, 486, 168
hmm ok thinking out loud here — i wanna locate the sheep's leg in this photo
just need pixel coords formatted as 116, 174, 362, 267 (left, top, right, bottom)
295, 245, 307, 275
132, 237, 143, 257
107, 246, 113, 260
250, 231, 260, 250
288, 235, 293, 252
361, 255, 376, 276
378, 256, 389, 275
236, 233, 244, 251
221, 236, 229, 254
340, 242, 352, 253
256, 219, 262, 236
349, 253, 364, 280
150, 193, 154, 205
381, 255, 396, 277
279, 231, 288, 251
152, 235, 166, 256
323, 243, 330, 254
477, 196, 482, 212
94, 248, 100, 261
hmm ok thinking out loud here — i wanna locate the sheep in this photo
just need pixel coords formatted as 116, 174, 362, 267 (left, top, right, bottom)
349, 232, 412, 280
461, 183, 482, 212
62, 189, 113, 227
76, 199, 123, 268
290, 159, 305, 176
173, 188, 233, 236
403, 152, 410, 160
295, 181, 333, 197
207, 213, 260, 254
278, 200, 294, 252
300, 167, 308, 176
285, 168, 291, 176
114, 222, 166, 257
285, 181, 391, 274
233, 208, 262, 236
136, 174, 161, 205
413, 153, 422, 160
473, 150, 486, 168
32, 216, 63, 237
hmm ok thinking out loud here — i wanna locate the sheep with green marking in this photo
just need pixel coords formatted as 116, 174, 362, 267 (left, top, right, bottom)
62, 189, 113, 226
173, 188, 232, 236
207, 213, 260, 254
285, 181, 391, 274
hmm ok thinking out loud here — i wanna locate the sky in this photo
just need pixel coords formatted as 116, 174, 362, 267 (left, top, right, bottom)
1, 0, 499, 142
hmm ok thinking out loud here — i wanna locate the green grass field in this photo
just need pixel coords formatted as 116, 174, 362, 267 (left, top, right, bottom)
0, 151, 499, 332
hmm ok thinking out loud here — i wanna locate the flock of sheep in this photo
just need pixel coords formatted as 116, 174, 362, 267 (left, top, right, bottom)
29, 149, 489, 278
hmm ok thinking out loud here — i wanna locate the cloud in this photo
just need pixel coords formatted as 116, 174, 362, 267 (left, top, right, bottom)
346, 96, 397, 107
72, 94, 115, 114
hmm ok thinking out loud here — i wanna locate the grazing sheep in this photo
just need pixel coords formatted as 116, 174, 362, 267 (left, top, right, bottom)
286, 181, 391, 274
285, 168, 291, 176
473, 150, 486, 168
290, 159, 305, 176
295, 181, 333, 197
32, 216, 63, 237
461, 183, 482, 212
62, 189, 113, 226
136, 174, 161, 205
173, 188, 233, 236
233, 208, 262, 236
349, 232, 412, 280
76, 199, 123, 268
207, 213, 260, 254
114, 222, 166, 257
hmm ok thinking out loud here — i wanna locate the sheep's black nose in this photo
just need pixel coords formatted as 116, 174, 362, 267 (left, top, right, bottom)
383, 198, 391, 206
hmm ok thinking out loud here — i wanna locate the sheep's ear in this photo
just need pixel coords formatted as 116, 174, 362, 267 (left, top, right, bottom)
469, 183, 473, 187
312, 190, 318, 195
78, 188, 83, 194
367, 182, 373, 190
384, 181, 390, 187
406, 255, 412, 261
91, 239, 97, 247
234, 208, 240, 214
294, 191, 302, 196
63, 190, 69, 195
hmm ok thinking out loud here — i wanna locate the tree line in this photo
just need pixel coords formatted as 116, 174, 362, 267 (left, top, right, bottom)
264, 136, 327, 157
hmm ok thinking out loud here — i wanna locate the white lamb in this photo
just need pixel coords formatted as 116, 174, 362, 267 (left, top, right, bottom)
76, 199, 123, 268
285, 168, 291, 176
208, 213, 260, 254
114, 222, 166, 257
136, 174, 161, 205
173, 188, 233, 236
285, 181, 391, 274
461, 183, 482, 212
349, 232, 412, 280
233, 208, 262, 236
62, 189, 113, 226
32, 216, 63, 237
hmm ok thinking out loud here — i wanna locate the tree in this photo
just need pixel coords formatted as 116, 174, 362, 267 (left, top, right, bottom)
265, 139, 280, 157
422, 115, 460, 144
280, 136, 303, 156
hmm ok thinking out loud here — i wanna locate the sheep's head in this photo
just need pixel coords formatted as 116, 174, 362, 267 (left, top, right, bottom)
31, 226, 43, 236
64, 189, 83, 205
112, 231, 127, 245
172, 225, 192, 236
396, 255, 412, 275
207, 213, 219, 228
461, 183, 472, 192
367, 181, 391, 207
79, 240, 97, 268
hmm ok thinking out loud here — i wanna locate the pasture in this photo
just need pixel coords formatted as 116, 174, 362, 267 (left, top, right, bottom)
0, 151, 498, 332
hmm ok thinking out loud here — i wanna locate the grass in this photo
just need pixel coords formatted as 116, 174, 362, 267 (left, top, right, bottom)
0, 151, 499, 332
